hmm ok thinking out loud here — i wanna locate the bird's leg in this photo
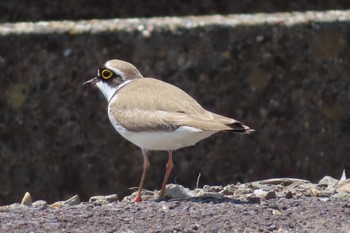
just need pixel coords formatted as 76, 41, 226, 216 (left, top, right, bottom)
159, 150, 174, 198
133, 149, 150, 203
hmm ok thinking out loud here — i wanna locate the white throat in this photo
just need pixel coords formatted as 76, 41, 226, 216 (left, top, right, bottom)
95, 80, 132, 102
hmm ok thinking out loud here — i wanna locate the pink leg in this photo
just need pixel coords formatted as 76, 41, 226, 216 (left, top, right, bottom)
133, 149, 150, 203
159, 150, 174, 198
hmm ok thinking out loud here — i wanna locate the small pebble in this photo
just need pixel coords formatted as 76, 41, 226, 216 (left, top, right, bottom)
51, 201, 64, 208
285, 191, 293, 199
318, 176, 338, 188
265, 191, 276, 200
20, 192, 32, 206
9, 203, 22, 209
196, 191, 224, 200
51, 195, 80, 208
64, 195, 80, 206
248, 196, 261, 204
32, 200, 48, 208
89, 194, 118, 204
268, 224, 277, 231
165, 184, 196, 199
272, 209, 282, 215
253, 189, 267, 198
337, 182, 350, 194
318, 189, 335, 197
318, 197, 329, 202
309, 188, 319, 196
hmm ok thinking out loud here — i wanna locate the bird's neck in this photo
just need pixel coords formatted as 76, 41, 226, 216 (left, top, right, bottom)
96, 79, 133, 102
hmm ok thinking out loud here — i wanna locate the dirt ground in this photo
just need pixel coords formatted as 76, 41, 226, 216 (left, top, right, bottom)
0, 197, 349, 233
1, 177, 350, 233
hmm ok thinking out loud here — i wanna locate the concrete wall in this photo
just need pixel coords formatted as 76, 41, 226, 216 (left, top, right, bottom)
0, 11, 350, 204
2, 1, 350, 22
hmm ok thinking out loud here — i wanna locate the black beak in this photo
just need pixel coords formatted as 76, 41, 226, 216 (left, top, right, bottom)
83, 77, 98, 86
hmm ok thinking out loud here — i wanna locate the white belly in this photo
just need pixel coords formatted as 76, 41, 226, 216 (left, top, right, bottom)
108, 114, 217, 150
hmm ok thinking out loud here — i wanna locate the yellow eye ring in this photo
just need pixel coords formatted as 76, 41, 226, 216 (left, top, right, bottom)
101, 69, 113, 79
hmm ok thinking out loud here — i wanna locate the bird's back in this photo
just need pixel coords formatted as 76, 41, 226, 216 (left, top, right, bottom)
109, 78, 251, 133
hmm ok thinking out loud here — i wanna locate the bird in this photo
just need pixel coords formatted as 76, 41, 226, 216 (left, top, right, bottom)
83, 59, 254, 202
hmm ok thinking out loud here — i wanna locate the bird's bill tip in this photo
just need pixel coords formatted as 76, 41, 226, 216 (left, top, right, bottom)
83, 77, 98, 86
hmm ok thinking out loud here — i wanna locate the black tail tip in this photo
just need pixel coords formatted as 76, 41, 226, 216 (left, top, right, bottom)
230, 122, 255, 134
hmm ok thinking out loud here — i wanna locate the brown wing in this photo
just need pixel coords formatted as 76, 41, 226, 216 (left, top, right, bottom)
109, 78, 253, 133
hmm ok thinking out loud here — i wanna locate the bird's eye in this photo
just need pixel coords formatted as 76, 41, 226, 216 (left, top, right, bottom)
101, 69, 113, 80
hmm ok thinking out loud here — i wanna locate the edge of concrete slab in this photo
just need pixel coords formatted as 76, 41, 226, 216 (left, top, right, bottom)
1, 10, 350, 36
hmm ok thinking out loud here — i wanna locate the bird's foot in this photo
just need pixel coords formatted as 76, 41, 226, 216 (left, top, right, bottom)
133, 195, 142, 203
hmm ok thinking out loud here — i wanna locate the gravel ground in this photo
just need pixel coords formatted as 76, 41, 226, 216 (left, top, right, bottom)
1, 177, 350, 232
1, 197, 349, 233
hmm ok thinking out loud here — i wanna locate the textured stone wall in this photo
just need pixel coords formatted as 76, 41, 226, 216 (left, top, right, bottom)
1, 11, 350, 204
2, 0, 350, 22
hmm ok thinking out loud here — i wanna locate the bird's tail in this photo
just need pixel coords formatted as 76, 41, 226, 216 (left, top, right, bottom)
228, 121, 255, 134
